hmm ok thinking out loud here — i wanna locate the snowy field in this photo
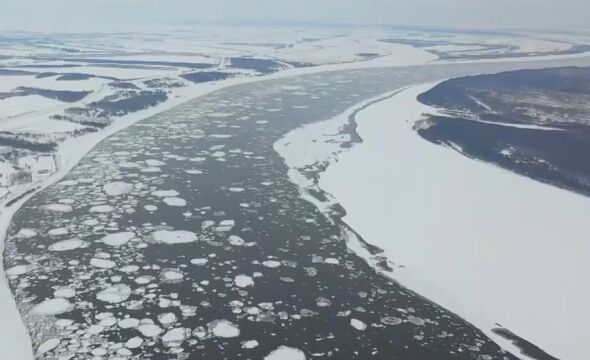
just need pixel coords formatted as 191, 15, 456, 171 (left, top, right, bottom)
315, 84, 590, 360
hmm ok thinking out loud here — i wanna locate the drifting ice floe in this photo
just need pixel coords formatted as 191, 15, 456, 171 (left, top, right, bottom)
265, 346, 307, 360
100, 232, 135, 247
234, 274, 254, 288
208, 320, 240, 338
150, 230, 198, 244
48, 238, 89, 252
96, 284, 132, 303
103, 181, 134, 196
32, 298, 74, 315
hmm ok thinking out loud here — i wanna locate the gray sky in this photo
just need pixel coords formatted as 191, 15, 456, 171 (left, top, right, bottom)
2, 0, 589, 32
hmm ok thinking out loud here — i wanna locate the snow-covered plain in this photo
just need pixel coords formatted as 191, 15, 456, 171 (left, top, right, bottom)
316, 84, 590, 360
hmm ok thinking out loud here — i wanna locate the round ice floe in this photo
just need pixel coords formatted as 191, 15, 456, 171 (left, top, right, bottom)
262, 260, 281, 268
118, 317, 140, 329
158, 312, 177, 325
163, 197, 187, 207
184, 169, 202, 175
228, 235, 245, 246
138, 323, 163, 337
119, 265, 139, 273
241, 340, 259, 349
100, 232, 135, 247
190, 258, 208, 266
234, 274, 254, 288
32, 298, 74, 315
125, 336, 143, 349
142, 167, 161, 173
83, 219, 99, 226
265, 346, 306, 360
208, 320, 240, 338
48, 227, 69, 236
350, 318, 367, 331
48, 238, 89, 252
407, 315, 425, 326
162, 327, 190, 346
55, 319, 74, 328
216, 219, 235, 232
103, 182, 134, 196
120, 162, 140, 168
15, 228, 37, 238
151, 190, 179, 198
42, 204, 72, 213
380, 316, 403, 326
144, 204, 158, 212
5, 264, 34, 277
324, 258, 340, 265
90, 258, 116, 269
54, 287, 76, 299
150, 230, 198, 245
159, 269, 184, 284
145, 159, 165, 167
96, 284, 132, 303
89, 204, 114, 213
134, 275, 155, 285
37, 338, 60, 355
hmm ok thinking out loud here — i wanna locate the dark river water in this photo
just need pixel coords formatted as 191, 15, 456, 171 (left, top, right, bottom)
5, 57, 590, 360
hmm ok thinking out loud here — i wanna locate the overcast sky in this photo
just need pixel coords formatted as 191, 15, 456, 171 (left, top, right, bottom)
2, 0, 589, 32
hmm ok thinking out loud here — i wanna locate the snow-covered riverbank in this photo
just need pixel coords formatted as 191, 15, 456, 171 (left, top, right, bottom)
314, 84, 590, 360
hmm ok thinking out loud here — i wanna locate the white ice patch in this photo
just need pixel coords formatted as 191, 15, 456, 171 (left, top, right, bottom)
125, 337, 143, 349
15, 228, 37, 238
242, 340, 259, 349
103, 181, 133, 196
158, 312, 177, 325
6, 264, 35, 277
48, 227, 68, 236
48, 238, 89, 252
42, 204, 72, 213
90, 258, 116, 269
215, 219, 235, 232
32, 298, 74, 315
53, 287, 76, 299
96, 284, 132, 303
228, 235, 245, 246
145, 159, 166, 167
262, 260, 281, 268
100, 232, 135, 247
190, 258, 208, 266
265, 346, 307, 360
89, 205, 114, 213
350, 318, 367, 331
234, 274, 254, 288
118, 318, 139, 329
208, 320, 240, 338
138, 323, 163, 337
160, 269, 184, 283
162, 327, 190, 346
37, 339, 60, 355
151, 190, 179, 197
163, 197, 187, 207
150, 230, 198, 245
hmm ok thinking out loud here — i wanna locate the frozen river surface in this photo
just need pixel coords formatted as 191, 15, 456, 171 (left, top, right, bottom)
5, 57, 590, 359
